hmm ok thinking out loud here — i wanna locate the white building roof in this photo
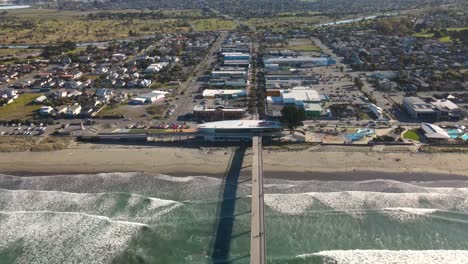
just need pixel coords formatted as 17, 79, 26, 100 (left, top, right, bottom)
431, 99, 459, 111
304, 103, 322, 111
282, 88, 321, 102
138, 90, 168, 99
34, 95, 47, 103
203, 89, 246, 97
198, 120, 281, 129
421, 123, 451, 139
265, 56, 328, 63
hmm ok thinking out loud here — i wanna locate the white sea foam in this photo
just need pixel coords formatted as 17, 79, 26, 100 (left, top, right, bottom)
300, 250, 468, 264
264, 191, 468, 217
0, 211, 146, 264
0, 189, 182, 224
0, 173, 241, 201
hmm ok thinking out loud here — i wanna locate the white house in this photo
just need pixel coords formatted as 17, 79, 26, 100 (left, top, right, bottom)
39, 106, 54, 116
112, 53, 127, 61
132, 90, 168, 104
34, 95, 47, 104
140, 79, 152, 88
96, 88, 114, 99
56, 105, 68, 114
0, 89, 18, 99
66, 105, 82, 116
68, 90, 82, 98
145, 62, 169, 73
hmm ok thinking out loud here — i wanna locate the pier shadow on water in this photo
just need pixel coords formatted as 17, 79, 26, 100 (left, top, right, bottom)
211, 145, 249, 263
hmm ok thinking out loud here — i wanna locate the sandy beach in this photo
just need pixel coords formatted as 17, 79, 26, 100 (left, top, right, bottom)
0, 142, 467, 180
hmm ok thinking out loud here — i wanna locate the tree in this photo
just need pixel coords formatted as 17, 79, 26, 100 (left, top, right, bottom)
375, 20, 393, 35
354, 77, 364, 90
281, 105, 305, 134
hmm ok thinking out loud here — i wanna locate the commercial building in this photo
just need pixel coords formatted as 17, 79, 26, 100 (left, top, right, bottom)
421, 122, 451, 141
304, 103, 323, 120
265, 74, 319, 90
197, 120, 282, 141
202, 89, 247, 99
131, 90, 168, 104
282, 87, 322, 106
430, 99, 465, 121
211, 70, 248, 78
208, 78, 249, 88
402, 97, 440, 122
222, 52, 250, 66
193, 105, 245, 122
263, 56, 336, 68
369, 103, 384, 120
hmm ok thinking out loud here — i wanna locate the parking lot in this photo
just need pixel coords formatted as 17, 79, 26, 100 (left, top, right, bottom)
0, 123, 50, 136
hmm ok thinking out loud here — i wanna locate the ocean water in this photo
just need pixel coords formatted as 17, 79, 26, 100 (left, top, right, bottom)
0, 172, 467, 263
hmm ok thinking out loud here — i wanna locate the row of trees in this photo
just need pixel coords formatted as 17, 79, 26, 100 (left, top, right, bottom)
41, 41, 77, 58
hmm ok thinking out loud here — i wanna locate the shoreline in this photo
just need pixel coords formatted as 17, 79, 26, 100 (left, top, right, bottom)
3, 170, 468, 183
0, 143, 467, 181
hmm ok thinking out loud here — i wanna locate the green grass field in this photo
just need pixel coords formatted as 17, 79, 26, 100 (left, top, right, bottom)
403, 129, 420, 141
191, 19, 238, 31
0, 8, 201, 44
286, 44, 321, 52
0, 93, 43, 120
246, 15, 327, 32
0, 48, 41, 57
412, 27, 467, 43
95, 104, 127, 118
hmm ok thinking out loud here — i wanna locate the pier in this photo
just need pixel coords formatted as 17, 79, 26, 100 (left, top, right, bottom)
250, 136, 266, 264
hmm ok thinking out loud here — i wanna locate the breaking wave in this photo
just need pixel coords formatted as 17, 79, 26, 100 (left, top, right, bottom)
0, 211, 147, 264
264, 191, 468, 218
1, 173, 468, 263
0, 189, 181, 224
299, 250, 468, 264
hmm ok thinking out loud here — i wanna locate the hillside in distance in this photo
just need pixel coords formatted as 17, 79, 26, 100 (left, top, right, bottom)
9, 0, 468, 14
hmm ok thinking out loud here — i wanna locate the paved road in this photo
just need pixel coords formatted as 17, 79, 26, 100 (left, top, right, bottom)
169, 32, 228, 122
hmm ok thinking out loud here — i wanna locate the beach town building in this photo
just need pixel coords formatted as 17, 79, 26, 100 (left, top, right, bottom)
430, 99, 465, 121
265, 74, 318, 90
66, 105, 82, 117
282, 87, 322, 106
131, 90, 168, 104
33, 95, 47, 104
0, 88, 19, 105
402, 97, 440, 122
264, 56, 336, 69
222, 52, 251, 67
197, 120, 282, 141
420, 122, 451, 142
267, 87, 326, 120
369, 103, 384, 120
145, 62, 169, 73
38, 106, 54, 116
208, 78, 249, 88
304, 103, 323, 120
193, 105, 246, 122
202, 89, 247, 99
